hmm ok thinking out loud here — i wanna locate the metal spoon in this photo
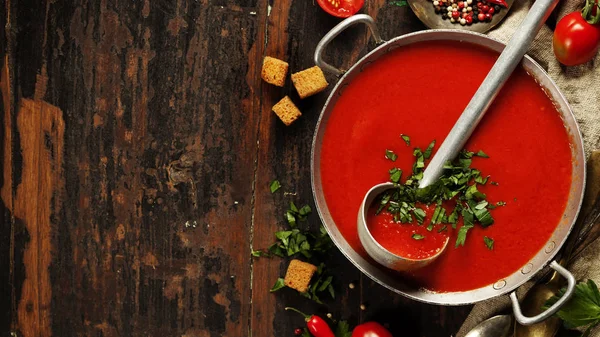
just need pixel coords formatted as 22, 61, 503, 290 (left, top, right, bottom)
358, 0, 560, 271
465, 315, 513, 337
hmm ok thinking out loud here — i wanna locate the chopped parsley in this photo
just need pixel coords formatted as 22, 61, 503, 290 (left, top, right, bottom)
484, 236, 494, 250
375, 137, 502, 248
412, 233, 425, 240
385, 149, 398, 161
401, 134, 410, 146
270, 180, 281, 193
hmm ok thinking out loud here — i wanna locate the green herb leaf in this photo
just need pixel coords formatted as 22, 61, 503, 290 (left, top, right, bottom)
251, 250, 266, 257
298, 205, 312, 218
270, 278, 286, 292
413, 208, 426, 225
476, 150, 490, 158
389, 0, 408, 6
335, 321, 353, 337
543, 280, 600, 331
302, 328, 311, 337
389, 168, 402, 183
455, 224, 473, 248
401, 134, 410, 145
385, 149, 398, 161
412, 233, 425, 240
484, 236, 494, 250
286, 211, 297, 227
269, 180, 281, 193
423, 140, 436, 159
438, 225, 448, 233
290, 202, 299, 213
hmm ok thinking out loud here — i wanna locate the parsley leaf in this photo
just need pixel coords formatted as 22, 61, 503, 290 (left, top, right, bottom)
389, 168, 402, 183
544, 280, 600, 332
423, 140, 436, 159
335, 321, 353, 337
484, 236, 494, 250
270, 278, 285, 292
412, 233, 425, 240
385, 149, 398, 161
251, 250, 267, 257
389, 0, 408, 6
401, 134, 411, 145
476, 150, 490, 158
269, 180, 281, 193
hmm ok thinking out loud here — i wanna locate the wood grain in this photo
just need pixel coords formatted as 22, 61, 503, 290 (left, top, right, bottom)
1, 0, 474, 335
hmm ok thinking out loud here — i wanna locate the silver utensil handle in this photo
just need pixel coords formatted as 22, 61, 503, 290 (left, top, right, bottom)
510, 261, 576, 325
314, 14, 384, 76
419, 0, 560, 188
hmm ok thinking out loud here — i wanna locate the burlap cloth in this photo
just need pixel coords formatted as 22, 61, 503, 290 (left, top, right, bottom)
456, 1, 600, 336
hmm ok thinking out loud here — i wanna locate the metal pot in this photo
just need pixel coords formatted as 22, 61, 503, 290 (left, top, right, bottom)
310, 15, 586, 325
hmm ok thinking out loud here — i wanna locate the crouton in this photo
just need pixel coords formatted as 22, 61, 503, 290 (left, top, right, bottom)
261, 56, 289, 87
291, 66, 328, 99
284, 259, 318, 293
272, 96, 302, 126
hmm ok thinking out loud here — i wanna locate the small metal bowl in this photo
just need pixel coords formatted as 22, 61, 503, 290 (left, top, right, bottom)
407, 0, 515, 34
357, 182, 449, 271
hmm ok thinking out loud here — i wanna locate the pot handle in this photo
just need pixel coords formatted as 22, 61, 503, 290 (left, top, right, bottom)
510, 261, 576, 326
314, 14, 384, 76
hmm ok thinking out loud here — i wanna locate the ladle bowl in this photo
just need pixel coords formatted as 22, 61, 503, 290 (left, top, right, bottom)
357, 183, 450, 271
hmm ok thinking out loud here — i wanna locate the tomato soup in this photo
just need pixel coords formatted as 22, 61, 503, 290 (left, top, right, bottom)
319, 40, 573, 292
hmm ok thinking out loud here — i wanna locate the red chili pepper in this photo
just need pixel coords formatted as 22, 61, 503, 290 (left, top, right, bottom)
485, 0, 508, 8
351, 322, 393, 337
286, 307, 335, 337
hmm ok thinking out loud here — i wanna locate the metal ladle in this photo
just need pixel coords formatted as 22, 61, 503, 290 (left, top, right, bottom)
358, 0, 560, 272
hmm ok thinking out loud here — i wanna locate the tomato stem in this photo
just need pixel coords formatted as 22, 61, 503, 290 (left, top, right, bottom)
582, 0, 600, 25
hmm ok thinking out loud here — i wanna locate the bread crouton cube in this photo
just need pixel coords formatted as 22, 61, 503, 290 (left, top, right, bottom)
291, 66, 328, 99
272, 96, 302, 126
261, 56, 289, 87
284, 259, 318, 293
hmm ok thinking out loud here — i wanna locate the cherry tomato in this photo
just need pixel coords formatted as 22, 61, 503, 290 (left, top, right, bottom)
351, 322, 393, 337
316, 0, 364, 18
553, 7, 600, 66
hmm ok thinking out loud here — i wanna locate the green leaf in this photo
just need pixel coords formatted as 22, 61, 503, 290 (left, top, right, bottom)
543, 280, 600, 331
270, 278, 285, 292
328, 284, 335, 299
389, 0, 408, 6
412, 233, 425, 240
484, 236, 494, 250
286, 211, 297, 227
423, 140, 436, 159
290, 201, 299, 213
299, 205, 311, 216
455, 224, 473, 247
335, 321, 353, 337
251, 250, 266, 257
389, 168, 402, 183
401, 134, 410, 145
302, 328, 311, 337
476, 150, 490, 158
413, 208, 426, 225
385, 149, 398, 161
269, 180, 281, 193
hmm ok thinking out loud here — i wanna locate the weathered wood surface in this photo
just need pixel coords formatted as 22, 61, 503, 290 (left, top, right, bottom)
1, 0, 472, 336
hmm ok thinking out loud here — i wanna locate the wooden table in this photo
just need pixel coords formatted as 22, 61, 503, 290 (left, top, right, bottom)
1, 0, 473, 335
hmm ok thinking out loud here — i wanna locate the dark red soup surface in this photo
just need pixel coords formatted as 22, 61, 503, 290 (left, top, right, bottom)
319, 40, 573, 292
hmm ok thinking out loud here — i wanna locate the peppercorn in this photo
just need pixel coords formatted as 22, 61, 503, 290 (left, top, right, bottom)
294, 328, 303, 336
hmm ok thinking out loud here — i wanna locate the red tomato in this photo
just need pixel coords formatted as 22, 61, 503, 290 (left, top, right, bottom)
553, 11, 600, 66
316, 0, 364, 18
351, 322, 393, 337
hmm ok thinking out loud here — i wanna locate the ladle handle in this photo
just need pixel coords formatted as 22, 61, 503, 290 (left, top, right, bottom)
419, 0, 560, 188
510, 261, 576, 325
314, 14, 384, 76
